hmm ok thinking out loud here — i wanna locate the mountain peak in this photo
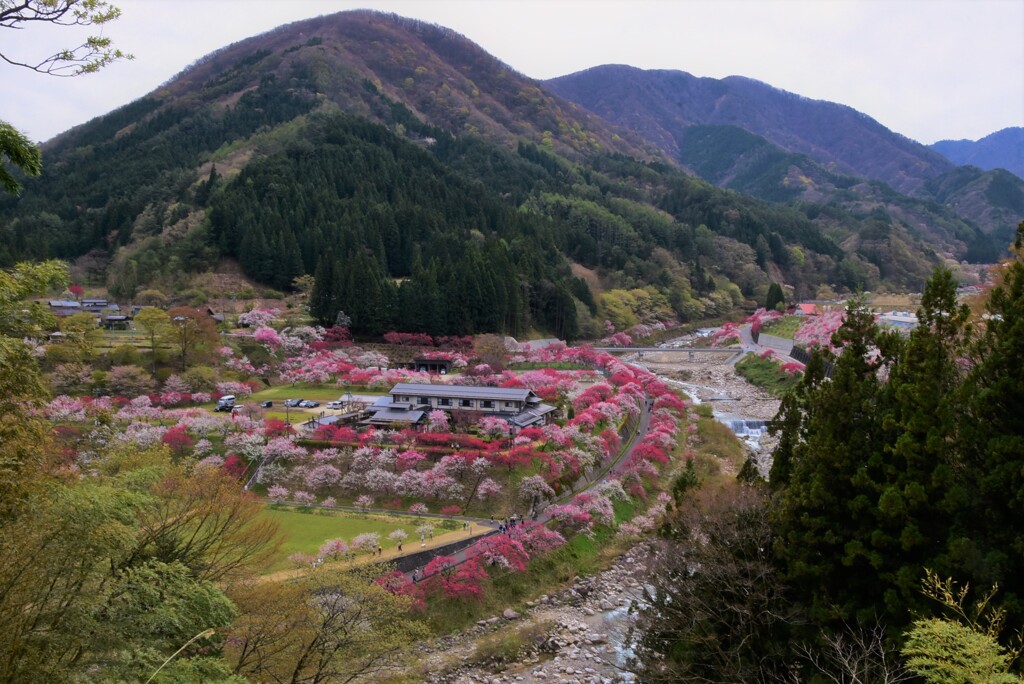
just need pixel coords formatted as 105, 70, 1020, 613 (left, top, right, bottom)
134, 10, 659, 164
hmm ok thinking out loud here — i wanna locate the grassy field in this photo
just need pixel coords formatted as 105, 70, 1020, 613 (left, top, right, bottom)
759, 316, 803, 339
734, 354, 800, 397
261, 506, 437, 572
869, 293, 920, 308
219, 385, 387, 424
691, 404, 749, 478
253, 385, 385, 402
94, 329, 169, 352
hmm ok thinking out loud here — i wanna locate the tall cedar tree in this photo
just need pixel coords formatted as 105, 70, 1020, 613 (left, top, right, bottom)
959, 221, 1024, 625
309, 251, 342, 326
874, 267, 971, 620
771, 298, 896, 629
772, 257, 1024, 645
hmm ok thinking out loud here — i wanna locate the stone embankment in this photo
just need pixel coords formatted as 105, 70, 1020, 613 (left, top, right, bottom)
418, 546, 652, 684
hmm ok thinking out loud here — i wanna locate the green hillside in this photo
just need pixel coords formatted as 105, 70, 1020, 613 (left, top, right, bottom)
0, 11, 957, 339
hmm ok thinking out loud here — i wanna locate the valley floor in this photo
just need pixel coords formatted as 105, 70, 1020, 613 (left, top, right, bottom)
393, 348, 782, 683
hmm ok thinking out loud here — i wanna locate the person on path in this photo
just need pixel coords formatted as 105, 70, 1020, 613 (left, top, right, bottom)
398, 541, 402, 552
377, 546, 382, 556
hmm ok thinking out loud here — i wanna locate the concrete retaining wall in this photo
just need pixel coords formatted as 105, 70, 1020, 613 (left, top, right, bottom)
382, 530, 500, 575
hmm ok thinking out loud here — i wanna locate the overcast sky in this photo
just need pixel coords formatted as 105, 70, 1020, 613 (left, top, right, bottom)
3, 0, 1022, 145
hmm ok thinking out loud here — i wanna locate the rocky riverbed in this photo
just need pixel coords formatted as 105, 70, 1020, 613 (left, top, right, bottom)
635, 349, 781, 421
418, 546, 652, 684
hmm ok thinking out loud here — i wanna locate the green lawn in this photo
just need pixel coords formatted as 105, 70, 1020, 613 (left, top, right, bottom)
261, 506, 429, 572
759, 316, 803, 339
253, 385, 385, 402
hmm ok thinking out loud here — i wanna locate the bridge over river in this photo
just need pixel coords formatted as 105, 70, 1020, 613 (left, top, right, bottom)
593, 346, 743, 359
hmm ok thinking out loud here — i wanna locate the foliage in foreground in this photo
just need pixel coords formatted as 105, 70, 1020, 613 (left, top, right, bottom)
902, 571, 1023, 684
226, 563, 429, 683
629, 485, 796, 682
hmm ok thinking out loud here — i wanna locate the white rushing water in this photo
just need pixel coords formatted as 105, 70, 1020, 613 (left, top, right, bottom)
664, 379, 771, 451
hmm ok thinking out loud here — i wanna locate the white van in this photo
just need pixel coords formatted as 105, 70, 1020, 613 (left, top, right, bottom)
215, 395, 236, 412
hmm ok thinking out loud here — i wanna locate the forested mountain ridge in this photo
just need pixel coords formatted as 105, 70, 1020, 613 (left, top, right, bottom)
672, 124, 1003, 262
931, 127, 1024, 181
546, 65, 1024, 253
0, 10, 961, 338
545, 65, 953, 192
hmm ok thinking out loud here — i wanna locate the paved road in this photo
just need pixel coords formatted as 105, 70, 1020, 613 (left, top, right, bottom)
734, 323, 799, 366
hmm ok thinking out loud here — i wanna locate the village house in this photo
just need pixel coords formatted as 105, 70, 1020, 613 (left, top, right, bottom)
793, 302, 821, 316
47, 300, 82, 316
363, 382, 558, 429
408, 357, 453, 374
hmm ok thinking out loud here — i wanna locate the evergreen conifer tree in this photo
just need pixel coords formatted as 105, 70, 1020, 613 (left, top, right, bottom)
959, 222, 1024, 624
772, 298, 894, 628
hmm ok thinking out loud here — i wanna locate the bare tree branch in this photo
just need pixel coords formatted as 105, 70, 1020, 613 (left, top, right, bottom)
0, 0, 132, 76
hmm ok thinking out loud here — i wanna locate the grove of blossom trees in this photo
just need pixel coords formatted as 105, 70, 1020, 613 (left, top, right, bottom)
40, 333, 695, 616
794, 309, 845, 350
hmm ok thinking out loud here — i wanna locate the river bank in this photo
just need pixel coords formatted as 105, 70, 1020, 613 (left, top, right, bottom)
415, 545, 651, 684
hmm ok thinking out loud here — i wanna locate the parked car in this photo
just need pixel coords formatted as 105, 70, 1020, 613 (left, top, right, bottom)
299, 400, 320, 408
260, 400, 273, 408
326, 400, 344, 409
283, 398, 303, 407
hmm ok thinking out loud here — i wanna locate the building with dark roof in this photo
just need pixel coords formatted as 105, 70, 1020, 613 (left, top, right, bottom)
48, 300, 82, 316
364, 382, 557, 429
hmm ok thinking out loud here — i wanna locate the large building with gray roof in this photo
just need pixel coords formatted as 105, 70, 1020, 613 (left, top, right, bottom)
363, 382, 557, 429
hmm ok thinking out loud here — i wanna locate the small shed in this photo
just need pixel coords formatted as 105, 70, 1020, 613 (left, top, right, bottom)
102, 315, 132, 330
411, 357, 453, 374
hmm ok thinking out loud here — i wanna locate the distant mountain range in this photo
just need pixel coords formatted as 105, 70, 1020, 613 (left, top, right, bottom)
545, 65, 1023, 254
930, 128, 1024, 181
0, 11, 1018, 338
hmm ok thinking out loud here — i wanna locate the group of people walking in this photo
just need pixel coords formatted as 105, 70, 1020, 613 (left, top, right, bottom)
493, 511, 533, 534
